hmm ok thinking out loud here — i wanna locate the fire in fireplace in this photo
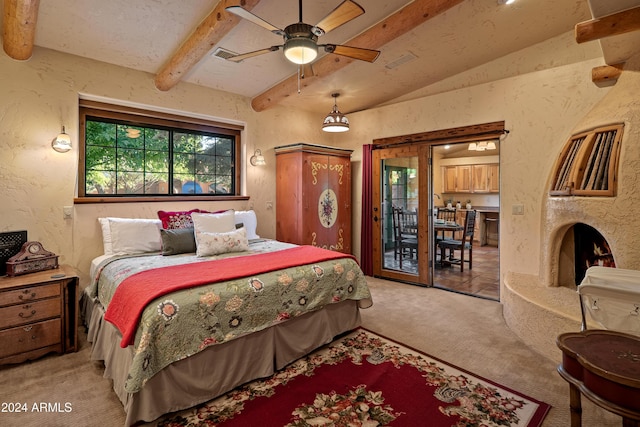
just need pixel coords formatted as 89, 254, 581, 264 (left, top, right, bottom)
574, 223, 615, 284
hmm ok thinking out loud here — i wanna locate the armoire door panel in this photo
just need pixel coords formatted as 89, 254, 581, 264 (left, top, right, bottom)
275, 144, 353, 253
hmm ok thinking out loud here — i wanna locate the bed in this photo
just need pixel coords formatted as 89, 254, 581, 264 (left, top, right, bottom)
81, 210, 372, 426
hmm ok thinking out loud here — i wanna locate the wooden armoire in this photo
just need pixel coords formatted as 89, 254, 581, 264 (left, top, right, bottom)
275, 143, 353, 254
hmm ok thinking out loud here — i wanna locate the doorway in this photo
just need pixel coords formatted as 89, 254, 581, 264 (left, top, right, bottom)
368, 121, 503, 300
431, 143, 500, 300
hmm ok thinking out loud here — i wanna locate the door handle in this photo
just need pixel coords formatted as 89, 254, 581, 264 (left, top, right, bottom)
373, 216, 378, 222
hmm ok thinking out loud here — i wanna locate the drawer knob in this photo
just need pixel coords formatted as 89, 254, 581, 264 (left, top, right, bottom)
18, 290, 37, 300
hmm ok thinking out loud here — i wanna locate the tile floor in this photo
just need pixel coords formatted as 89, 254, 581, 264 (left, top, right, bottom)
383, 244, 500, 301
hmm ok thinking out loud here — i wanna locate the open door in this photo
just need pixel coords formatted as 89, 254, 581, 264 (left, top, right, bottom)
372, 145, 433, 285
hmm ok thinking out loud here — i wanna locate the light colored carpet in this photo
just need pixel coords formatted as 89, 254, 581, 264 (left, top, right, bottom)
0, 277, 620, 426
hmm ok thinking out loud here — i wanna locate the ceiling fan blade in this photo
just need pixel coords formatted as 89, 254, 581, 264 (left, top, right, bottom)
323, 44, 380, 63
226, 46, 281, 62
312, 0, 364, 36
226, 6, 285, 36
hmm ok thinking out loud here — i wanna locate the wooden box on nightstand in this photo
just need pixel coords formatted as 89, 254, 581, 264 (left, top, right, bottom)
0, 265, 79, 365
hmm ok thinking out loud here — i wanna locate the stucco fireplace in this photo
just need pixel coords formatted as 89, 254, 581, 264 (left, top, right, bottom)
503, 52, 640, 361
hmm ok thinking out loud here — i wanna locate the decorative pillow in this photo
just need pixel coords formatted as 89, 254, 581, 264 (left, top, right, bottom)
160, 228, 196, 256
191, 210, 236, 234
157, 209, 205, 229
234, 210, 260, 240
196, 227, 249, 257
98, 217, 162, 255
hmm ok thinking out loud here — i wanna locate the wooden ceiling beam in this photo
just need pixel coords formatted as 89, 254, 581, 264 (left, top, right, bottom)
154, 0, 262, 92
251, 0, 466, 112
575, 6, 640, 44
591, 63, 624, 85
2, 0, 40, 61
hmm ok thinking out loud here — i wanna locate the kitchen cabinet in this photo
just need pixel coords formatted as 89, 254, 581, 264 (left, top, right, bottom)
275, 143, 353, 253
443, 165, 472, 193
467, 164, 500, 193
488, 164, 500, 192
472, 165, 490, 193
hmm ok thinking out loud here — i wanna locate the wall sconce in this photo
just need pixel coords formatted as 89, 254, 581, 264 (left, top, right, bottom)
249, 149, 266, 166
51, 126, 72, 153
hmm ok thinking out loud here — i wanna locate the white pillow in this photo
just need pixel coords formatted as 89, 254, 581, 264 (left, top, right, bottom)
192, 210, 236, 234
98, 218, 114, 255
98, 217, 162, 255
234, 210, 260, 240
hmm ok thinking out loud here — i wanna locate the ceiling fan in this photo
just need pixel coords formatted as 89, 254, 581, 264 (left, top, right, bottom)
225, 0, 380, 65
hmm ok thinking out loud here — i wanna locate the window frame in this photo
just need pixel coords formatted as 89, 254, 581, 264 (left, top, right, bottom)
75, 101, 246, 204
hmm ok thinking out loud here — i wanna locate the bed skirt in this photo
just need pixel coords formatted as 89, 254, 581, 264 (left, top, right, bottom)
82, 294, 362, 426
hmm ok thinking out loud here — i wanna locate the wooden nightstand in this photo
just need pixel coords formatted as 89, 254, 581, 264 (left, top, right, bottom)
0, 265, 79, 365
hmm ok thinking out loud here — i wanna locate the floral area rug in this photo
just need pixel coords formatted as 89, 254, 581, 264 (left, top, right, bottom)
157, 328, 550, 427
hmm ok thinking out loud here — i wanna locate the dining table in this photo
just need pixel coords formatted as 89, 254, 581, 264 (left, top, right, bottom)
434, 219, 463, 239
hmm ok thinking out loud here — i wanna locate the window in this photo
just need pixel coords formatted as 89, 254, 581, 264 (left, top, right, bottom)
549, 123, 623, 197
78, 101, 243, 200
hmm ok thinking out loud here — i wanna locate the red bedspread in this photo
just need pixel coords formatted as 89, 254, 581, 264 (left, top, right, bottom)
104, 245, 355, 347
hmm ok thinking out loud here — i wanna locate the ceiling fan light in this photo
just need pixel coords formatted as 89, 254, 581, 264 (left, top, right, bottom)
284, 38, 318, 64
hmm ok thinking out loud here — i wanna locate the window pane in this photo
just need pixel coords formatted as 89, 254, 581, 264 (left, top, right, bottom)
175, 175, 202, 194
86, 170, 116, 195
173, 132, 196, 153
117, 124, 144, 149
216, 138, 233, 156
173, 152, 195, 175
86, 121, 116, 147
214, 176, 232, 194
118, 148, 145, 171
86, 145, 116, 170
195, 154, 216, 174
146, 129, 169, 151
144, 173, 169, 194
117, 172, 144, 194
198, 135, 217, 153
145, 150, 168, 173
81, 107, 239, 198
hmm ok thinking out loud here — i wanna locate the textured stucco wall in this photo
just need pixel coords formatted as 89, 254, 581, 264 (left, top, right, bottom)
0, 29, 614, 294
542, 53, 640, 284
341, 51, 608, 283
0, 46, 329, 284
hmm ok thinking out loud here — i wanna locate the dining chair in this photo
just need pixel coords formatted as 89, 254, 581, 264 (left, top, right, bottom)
436, 207, 457, 241
392, 206, 418, 268
437, 209, 476, 272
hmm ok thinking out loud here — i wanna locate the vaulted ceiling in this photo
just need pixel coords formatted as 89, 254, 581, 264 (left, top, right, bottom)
2, 0, 639, 115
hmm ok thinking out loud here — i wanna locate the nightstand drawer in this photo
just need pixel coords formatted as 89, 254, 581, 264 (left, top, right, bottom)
0, 297, 61, 329
0, 282, 61, 307
0, 319, 62, 358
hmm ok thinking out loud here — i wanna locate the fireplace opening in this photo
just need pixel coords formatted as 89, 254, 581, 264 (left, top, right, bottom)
557, 223, 615, 287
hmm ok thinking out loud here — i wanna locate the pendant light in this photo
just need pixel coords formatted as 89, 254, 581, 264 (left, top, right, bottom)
322, 93, 349, 133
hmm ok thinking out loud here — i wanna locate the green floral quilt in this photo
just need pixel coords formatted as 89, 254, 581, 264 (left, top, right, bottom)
87, 240, 372, 393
